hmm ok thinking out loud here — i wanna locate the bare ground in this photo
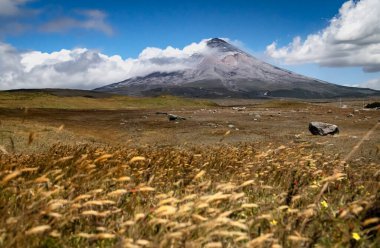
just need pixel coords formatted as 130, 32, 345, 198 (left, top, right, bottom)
0, 99, 379, 163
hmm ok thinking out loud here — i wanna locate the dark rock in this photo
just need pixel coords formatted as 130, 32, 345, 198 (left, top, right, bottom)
168, 114, 186, 121
365, 102, 380, 109
156, 112, 168, 115
309, 122, 339, 136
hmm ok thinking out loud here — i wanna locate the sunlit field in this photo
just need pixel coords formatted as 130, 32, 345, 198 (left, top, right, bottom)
1, 143, 379, 247
0, 93, 379, 247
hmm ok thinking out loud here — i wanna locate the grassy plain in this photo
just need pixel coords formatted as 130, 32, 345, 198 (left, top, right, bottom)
0, 91, 214, 110
0, 91, 379, 247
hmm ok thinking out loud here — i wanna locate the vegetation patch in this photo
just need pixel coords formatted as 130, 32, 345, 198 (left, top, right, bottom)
258, 100, 310, 109
0, 92, 216, 110
0, 143, 379, 247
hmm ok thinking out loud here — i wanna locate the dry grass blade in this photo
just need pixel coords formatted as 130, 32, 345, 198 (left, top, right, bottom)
193, 170, 206, 180
288, 235, 310, 242
362, 218, 380, 226
136, 239, 150, 246
25, 225, 51, 235
107, 189, 128, 197
83, 200, 116, 206
242, 203, 259, 209
1, 171, 21, 185
54, 156, 74, 164
94, 154, 113, 163
57, 124, 64, 132
192, 214, 208, 222
73, 194, 92, 202
239, 179, 255, 188
20, 167, 39, 172
154, 205, 177, 216
81, 210, 110, 217
129, 156, 146, 163
77, 232, 116, 239
115, 176, 131, 182
136, 186, 155, 192
247, 233, 273, 247
204, 242, 223, 248
321, 172, 346, 182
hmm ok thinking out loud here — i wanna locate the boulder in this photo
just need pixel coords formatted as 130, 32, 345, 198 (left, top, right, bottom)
309, 122, 339, 136
168, 114, 186, 121
232, 107, 246, 111
365, 102, 380, 109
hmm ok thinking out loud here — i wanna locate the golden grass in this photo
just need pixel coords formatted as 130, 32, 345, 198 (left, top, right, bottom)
258, 99, 310, 108
0, 92, 215, 109
0, 142, 379, 247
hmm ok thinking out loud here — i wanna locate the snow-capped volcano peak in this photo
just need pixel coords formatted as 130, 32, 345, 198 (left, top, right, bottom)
206, 38, 243, 53
95, 38, 379, 99
207, 38, 228, 46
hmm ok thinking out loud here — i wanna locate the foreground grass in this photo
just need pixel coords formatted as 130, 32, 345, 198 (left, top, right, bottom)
0, 142, 379, 247
0, 92, 215, 109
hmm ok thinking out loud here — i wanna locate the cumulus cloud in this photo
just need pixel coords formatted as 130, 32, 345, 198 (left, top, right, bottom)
0, 0, 114, 36
266, 0, 380, 72
0, 39, 211, 90
357, 78, 380, 90
0, 0, 32, 16
0, 0, 39, 36
40, 10, 114, 36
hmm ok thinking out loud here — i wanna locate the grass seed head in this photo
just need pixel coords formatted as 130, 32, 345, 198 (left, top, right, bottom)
25, 225, 51, 235
129, 156, 146, 163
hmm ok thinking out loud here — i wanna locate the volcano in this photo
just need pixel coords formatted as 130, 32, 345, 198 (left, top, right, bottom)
95, 38, 379, 99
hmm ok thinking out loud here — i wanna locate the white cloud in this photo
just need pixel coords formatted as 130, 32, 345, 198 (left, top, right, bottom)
0, 0, 114, 36
357, 78, 380, 90
0, 0, 38, 36
0, 39, 211, 90
139, 41, 207, 60
0, 0, 31, 16
266, 0, 380, 72
40, 9, 114, 36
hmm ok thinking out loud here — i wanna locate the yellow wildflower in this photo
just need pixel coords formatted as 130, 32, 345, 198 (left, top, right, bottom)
270, 219, 278, 226
352, 232, 360, 241
320, 200, 328, 208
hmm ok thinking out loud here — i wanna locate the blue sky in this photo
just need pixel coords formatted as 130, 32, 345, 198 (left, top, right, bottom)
5, 0, 346, 56
1, 0, 380, 90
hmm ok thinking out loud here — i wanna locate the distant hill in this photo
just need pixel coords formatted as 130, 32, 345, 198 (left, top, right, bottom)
4, 89, 115, 98
95, 38, 380, 99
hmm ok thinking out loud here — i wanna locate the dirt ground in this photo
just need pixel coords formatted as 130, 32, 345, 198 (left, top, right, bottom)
1, 97, 380, 247
0, 98, 379, 164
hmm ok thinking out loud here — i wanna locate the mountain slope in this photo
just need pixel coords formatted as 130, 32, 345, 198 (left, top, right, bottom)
95, 38, 380, 99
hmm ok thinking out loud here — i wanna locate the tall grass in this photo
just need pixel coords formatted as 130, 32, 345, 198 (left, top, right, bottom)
0, 142, 379, 247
